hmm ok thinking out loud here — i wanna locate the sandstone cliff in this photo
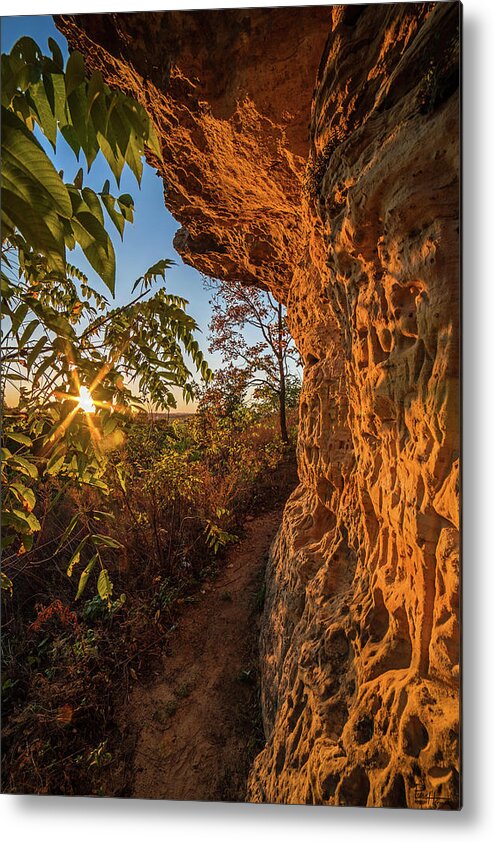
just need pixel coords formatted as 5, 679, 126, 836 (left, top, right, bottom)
58, 2, 460, 809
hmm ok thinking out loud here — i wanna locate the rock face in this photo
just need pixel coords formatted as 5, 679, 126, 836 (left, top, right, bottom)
57, 6, 331, 302
58, 1, 460, 809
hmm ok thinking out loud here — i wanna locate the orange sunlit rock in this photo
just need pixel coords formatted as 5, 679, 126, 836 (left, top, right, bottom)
58, 3, 460, 809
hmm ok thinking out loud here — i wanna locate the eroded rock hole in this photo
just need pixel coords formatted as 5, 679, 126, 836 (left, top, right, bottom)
368, 588, 390, 642
275, 743, 286, 775
355, 714, 374, 745
324, 700, 348, 740
325, 628, 350, 674
305, 353, 320, 367
383, 773, 408, 807
403, 715, 429, 757
338, 766, 370, 807
321, 772, 339, 801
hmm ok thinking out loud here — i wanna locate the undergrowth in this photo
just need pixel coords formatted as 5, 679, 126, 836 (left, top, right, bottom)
1, 407, 298, 795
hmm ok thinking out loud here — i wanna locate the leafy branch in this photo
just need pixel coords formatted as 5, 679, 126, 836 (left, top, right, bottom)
1, 37, 212, 602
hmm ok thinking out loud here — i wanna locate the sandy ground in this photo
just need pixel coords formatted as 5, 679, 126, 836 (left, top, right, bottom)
122, 508, 282, 802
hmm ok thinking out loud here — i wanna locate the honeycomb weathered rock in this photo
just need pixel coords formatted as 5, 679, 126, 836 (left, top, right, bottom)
58, 2, 460, 808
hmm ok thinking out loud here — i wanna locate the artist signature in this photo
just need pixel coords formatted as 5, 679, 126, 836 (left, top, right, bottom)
411, 785, 451, 808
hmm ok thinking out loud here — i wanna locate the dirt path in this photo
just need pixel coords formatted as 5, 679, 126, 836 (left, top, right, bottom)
123, 508, 282, 801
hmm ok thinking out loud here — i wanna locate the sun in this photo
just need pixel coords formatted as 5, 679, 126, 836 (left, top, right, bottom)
78, 385, 96, 413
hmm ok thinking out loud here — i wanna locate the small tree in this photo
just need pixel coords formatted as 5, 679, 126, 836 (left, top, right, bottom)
196, 365, 250, 420
1, 37, 212, 600
206, 278, 300, 443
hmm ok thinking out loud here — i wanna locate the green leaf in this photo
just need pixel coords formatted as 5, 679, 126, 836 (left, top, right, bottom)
102, 414, 119, 436
10, 507, 41, 532
1, 108, 71, 271
71, 212, 116, 294
45, 450, 65, 476
86, 70, 105, 115
115, 464, 126, 492
67, 85, 88, 155
10, 455, 38, 479
120, 99, 147, 139
76, 451, 87, 478
84, 119, 99, 171
32, 352, 57, 385
1, 572, 13, 595
7, 432, 32, 447
21, 533, 34, 553
75, 555, 97, 600
27, 336, 47, 370
1, 107, 72, 218
81, 187, 104, 225
100, 192, 125, 240
96, 130, 125, 186
110, 104, 132, 159
19, 319, 39, 349
10, 302, 29, 334
48, 37, 64, 71
67, 536, 89, 577
65, 50, 85, 98
2, 510, 32, 535
67, 551, 81, 578
11, 36, 42, 65
26, 511, 41, 531
73, 167, 83, 189
1, 272, 15, 297
10, 482, 36, 511
85, 477, 109, 493
30, 77, 57, 148
29, 301, 75, 339
60, 122, 81, 158
92, 534, 123, 549
126, 133, 144, 185
92, 510, 115, 522
144, 258, 173, 281
50, 71, 67, 124
117, 193, 133, 209
97, 568, 113, 602
146, 120, 162, 160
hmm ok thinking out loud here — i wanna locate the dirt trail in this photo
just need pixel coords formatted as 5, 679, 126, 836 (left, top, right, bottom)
123, 508, 282, 801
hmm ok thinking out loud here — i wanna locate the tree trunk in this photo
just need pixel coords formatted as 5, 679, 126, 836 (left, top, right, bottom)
277, 303, 289, 444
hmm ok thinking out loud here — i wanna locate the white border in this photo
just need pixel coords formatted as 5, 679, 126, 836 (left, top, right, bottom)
2, 1, 494, 839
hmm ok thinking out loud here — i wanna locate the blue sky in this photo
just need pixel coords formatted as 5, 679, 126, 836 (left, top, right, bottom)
1, 14, 220, 408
